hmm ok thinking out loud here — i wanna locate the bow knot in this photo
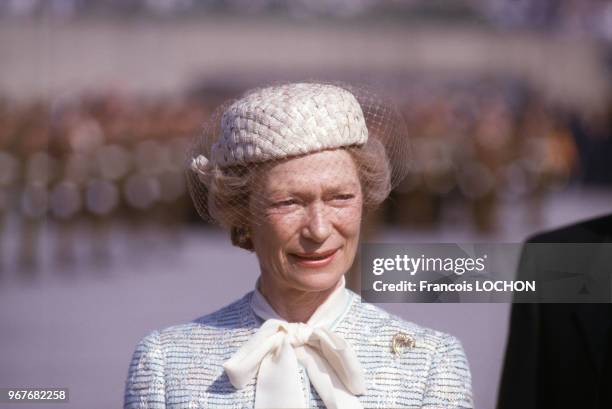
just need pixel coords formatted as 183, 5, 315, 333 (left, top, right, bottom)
283, 322, 313, 347
223, 281, 366, 409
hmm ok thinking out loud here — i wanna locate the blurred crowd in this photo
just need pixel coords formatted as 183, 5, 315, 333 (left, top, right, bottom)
0, 90, 218, 275
1, 78, 609, 276
391, 80, 583, 230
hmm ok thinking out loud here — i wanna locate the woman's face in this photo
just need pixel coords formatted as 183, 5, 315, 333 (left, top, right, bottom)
249, 149, 363, 294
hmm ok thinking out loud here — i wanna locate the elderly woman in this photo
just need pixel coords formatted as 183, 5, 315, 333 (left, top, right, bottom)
124, 83, 473, 408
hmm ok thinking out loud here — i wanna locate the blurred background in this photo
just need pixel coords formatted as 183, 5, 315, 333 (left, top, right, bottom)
0, 1, 611, 408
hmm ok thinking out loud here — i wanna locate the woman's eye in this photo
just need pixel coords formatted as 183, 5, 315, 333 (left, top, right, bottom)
273, 199, 299, 207
330, 194, 355, 202
336, 194, 355, 200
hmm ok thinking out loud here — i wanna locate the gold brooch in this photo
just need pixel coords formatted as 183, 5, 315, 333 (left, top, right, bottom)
391, 332, 415, 356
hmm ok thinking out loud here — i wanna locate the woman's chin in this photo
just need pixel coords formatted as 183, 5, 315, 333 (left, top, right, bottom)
289, 268, 345, 292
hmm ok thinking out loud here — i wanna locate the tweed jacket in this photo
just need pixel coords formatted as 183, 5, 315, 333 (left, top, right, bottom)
124, 290, 473, 408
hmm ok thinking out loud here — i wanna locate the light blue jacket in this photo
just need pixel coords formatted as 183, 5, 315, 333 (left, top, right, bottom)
124, 290, 473, 408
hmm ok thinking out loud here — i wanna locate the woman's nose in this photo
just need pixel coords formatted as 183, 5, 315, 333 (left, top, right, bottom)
301, 203, 332, 243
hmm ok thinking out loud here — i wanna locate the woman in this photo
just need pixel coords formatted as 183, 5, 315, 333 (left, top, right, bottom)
124, 83, 473, 408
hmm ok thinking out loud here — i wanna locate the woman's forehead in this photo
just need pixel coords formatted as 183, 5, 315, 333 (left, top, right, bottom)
259, 150, 359, 191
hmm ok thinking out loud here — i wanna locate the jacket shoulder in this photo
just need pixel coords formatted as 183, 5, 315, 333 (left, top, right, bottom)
527, 213, 612, 243
349, 294, 461, 350
144, 292, 256, 347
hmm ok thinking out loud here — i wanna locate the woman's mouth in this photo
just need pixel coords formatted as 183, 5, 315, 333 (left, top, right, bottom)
289, 248, 339, 268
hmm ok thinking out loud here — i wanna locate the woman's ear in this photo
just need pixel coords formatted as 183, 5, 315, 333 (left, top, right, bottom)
231, 225, 255, 252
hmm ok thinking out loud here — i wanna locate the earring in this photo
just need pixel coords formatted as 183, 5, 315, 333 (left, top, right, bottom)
236, 226, 251, 247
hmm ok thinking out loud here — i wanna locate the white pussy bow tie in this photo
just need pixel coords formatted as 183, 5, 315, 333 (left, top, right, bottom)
223, 278, 366, 409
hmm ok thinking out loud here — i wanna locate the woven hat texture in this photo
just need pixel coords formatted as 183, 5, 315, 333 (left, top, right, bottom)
212, 83, 368, 167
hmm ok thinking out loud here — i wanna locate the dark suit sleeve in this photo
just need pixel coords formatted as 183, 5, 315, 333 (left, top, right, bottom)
498, 215, 612, 409
497, 303, 539, 409
497, 243, 540, 409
